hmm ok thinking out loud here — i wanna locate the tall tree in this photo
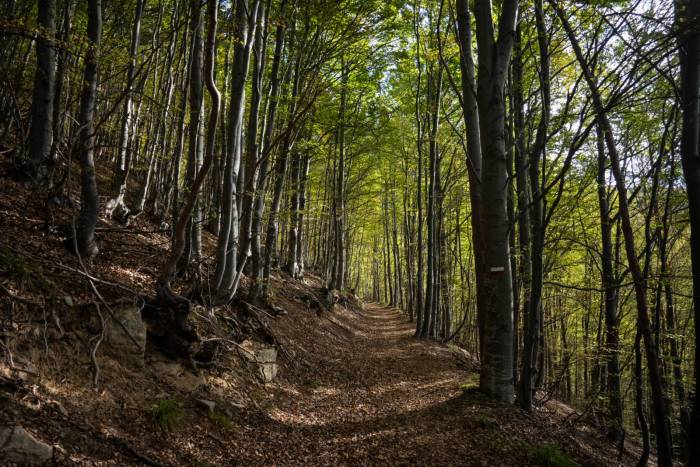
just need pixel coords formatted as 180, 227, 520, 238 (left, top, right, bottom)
456, 0, 519, 402
213, 0, 260, 297
74, 0, 102, 260
553, 3, 673, 463
105, 0, 146, 219
27, 0, 56, 183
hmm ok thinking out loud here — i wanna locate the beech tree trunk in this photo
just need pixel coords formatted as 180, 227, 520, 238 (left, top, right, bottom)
249, 0, 286, 302
596, 123, 623, 442
520, 0, 548, 411
472, 0, 518, 402
105, 0, 145, 219
74, 0, 102, 260
213, 0, 259, 296
28, 0, 56, 183
330, 58, 348, 291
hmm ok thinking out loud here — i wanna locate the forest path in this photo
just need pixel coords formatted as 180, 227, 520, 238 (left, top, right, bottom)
233, 302, 494, 465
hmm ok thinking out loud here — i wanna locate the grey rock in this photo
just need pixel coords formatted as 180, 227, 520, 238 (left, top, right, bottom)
51, 400, 68, 417
196, 399, 216, 412
255, 348, 278, 383
104, 303, 146, 364
0, 426, 53, 465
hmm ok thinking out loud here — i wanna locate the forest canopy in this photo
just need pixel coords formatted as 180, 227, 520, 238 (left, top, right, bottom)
0, 0, 698, 465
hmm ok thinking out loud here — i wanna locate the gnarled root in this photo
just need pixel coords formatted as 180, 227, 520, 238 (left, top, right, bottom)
142, 284, 200, 360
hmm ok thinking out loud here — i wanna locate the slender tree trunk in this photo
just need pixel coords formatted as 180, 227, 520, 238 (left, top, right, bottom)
520, 0, 548, 411
455, 0, 485, 359
240, 1, 267, 263
249, 0, 287, 301
214, 0, 259, 295
596, 123, 623, 442
330, 58, 348, 291
49, 0, 74, 171
184, 1, 204, 264
28, 0, 57, 183
413, 3, 424, 333
74, 0, 102, 260
158, 0, 219, 288
105, 0, 145, 218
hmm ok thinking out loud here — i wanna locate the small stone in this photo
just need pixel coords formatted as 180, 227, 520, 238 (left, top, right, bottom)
0, 426, 54, 465
12, 361, 38, 383
255, 348, 277, 364
63, 296, 74, 307
196, 399, 216, 412
255, 348, 278, 382
51, 401, 68, 417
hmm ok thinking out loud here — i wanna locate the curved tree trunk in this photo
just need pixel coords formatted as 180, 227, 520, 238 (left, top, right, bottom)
213, 0, 259, 296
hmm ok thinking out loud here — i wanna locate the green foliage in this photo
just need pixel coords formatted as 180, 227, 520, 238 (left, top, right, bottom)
207, 410, 233, 430
528, 444, 580, 467
149, 399, 183, 433
0, 247, 32, 283
457, 374, 479, 392
477, 416, 499, 430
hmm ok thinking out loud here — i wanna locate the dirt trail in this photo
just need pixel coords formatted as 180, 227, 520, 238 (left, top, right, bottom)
237, 302, 472, 465
220, 301, 604, 466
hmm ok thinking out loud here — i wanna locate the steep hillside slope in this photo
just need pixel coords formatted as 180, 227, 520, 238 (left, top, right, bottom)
0, 170, 643, 466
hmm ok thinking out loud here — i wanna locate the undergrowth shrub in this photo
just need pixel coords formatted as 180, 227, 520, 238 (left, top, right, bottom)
529, 443, 580, 467
149, 399, 183, 433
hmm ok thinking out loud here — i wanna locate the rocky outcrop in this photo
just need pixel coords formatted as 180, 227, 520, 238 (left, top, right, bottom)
0, 425, 53, 465
104, 301, 147, 364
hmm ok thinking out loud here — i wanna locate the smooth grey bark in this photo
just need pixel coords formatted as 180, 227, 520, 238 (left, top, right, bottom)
296, 154, 310, 277
249, 0, 287, 302
159, 0, 220, 287
512, 23, 530, 391
150, 1, 181, 219
329, 58, 348, 291
595, 123, 623, 442
455, 0, 485, 356
286, 146, 302, 277
263, 24, 302, 298
420, 61, 442, 338
519, 0, 548, 411
412, 3, 424, 334
471, 0, 518, 402
28, 0, 56, 183
240, 1, 267, 265
75, 0, 102, 260
167, 21, 191, 240
213, 0, 259, 295
105, 0, 145, 218
184, 3, 204, 263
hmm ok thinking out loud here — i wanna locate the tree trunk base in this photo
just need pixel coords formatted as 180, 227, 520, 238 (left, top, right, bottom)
142, 285, 201, 360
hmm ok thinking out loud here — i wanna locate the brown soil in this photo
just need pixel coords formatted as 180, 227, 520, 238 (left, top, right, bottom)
0, 169, 642, 466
